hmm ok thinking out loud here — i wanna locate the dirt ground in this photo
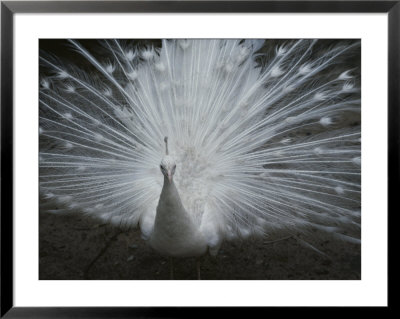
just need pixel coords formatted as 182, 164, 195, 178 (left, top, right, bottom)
39, 211, 360, 280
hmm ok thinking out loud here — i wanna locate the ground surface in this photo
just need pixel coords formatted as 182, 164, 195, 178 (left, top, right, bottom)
39, 211, 360, 280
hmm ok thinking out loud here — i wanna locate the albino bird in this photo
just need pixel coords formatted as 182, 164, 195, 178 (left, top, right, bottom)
39, 39, 361, 279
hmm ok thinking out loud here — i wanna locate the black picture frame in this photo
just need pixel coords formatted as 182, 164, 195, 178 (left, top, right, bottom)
1, 1, 396, 317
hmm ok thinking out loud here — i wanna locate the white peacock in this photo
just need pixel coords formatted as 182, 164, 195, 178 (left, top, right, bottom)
39, 39, 361, 279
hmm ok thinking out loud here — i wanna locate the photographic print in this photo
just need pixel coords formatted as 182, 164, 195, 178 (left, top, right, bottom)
39, 39, 361, 280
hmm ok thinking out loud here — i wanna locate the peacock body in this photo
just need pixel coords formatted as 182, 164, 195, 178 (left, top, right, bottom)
39, 39, 361, 263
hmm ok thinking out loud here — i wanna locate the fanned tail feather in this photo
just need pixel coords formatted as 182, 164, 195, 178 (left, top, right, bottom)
39, 39, 361, 248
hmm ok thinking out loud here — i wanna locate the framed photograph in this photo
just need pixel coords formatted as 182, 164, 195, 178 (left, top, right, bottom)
1, 1, 395, 317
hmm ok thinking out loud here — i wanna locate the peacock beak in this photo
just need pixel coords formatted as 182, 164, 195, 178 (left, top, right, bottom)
167, 171, 173, 183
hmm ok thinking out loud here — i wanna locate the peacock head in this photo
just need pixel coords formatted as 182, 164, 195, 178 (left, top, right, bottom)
160, 137, 176, 183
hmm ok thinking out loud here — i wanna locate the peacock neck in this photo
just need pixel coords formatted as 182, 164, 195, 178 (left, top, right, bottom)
157, 175, 187, 218
150, 174, 208, 257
